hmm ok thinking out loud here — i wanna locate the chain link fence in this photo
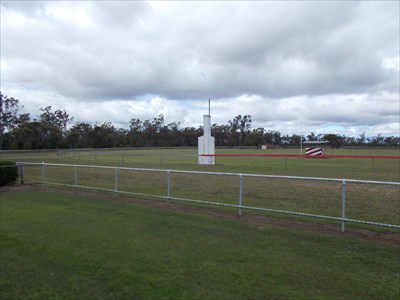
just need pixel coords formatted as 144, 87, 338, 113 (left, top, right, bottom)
16, 162, 400, 232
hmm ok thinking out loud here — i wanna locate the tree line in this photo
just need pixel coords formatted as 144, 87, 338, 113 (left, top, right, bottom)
1, 92, 398, 150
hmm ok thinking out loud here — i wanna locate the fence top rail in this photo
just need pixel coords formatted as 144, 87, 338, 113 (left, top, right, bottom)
16, 161, 400, 185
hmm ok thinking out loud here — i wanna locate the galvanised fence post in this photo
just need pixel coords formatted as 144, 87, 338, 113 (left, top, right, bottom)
114, 168, 119, 197
239, 174, 243, 216
167, 170, 171, 206
341, 179, 347, 232
19, 164, 24, 185
41, 161, 45, 187
74, 165, 78, 192
371, 157, 375, 173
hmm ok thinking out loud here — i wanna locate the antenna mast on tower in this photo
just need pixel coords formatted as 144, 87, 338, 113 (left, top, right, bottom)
208, 98, 211, 115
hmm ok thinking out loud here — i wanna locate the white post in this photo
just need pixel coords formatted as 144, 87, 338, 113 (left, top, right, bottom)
41, 161, 45, 187
239, 174, 243, 216
341, 180, 346, 232
114, 168, 119, 197
74, 165, 78, 192
167, 170, 171, 206
300, 118, 303, 156
198, 114, 215, 165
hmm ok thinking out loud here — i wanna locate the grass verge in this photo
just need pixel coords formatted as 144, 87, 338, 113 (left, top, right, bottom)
1, 188, 399, 299
2, 147, 399, 181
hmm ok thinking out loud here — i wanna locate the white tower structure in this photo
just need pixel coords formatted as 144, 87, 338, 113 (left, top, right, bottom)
198, 101, 215, 165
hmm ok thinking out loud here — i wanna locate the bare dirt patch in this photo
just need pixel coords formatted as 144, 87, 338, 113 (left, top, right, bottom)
0, 184, 37, 194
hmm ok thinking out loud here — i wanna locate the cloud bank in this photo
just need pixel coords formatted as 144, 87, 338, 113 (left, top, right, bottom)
1, 1, 399, 136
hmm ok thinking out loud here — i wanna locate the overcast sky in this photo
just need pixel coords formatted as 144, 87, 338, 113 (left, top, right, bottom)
1, 0, 399, 137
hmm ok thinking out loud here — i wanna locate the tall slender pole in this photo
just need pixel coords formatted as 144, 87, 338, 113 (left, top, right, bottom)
20, 165, 24, 185
239, 174, 243, 216
74, 165, 78, 192
208, 98, 212, 138
114, 168, 119, 197
41, 161, 45, 187
341, 180, 346, 232
300, 117, 303, 156
167, 170, 171, 206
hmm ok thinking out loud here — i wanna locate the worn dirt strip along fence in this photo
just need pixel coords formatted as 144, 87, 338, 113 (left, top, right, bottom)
17, 162, 400, 232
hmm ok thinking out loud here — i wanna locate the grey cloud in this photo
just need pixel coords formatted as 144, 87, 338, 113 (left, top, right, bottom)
3, 1, 397, 100
1, 1, 398, 136
89, 1, 151, 27
1, 0, 46, 14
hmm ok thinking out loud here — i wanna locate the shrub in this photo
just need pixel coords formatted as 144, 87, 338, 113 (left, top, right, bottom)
0, 160, 18, 186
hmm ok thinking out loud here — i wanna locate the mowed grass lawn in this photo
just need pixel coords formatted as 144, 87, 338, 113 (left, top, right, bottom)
3, 147, 399, 181
1, 189, 399, 299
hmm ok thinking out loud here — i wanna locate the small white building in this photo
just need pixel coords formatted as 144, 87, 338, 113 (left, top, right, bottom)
198, 114, 215, 165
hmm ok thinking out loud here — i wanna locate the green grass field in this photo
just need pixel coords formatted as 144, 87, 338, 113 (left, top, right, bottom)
2, 147, 399, 229
2, 147, 399, 181
1, 189, 399, 299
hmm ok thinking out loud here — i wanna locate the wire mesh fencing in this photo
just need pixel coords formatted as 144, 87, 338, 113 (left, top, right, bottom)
16, 162, 400, 232
345, 180, 399, 226
242, 176, 343, 219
